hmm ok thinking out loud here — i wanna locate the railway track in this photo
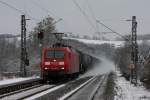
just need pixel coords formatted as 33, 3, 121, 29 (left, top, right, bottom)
59, 75, 107, 100
0, 74, 108, 100
0, 76, 93, 100
22, 76, 94, 100
0, 78, 41, 98
1, 84, 59, 100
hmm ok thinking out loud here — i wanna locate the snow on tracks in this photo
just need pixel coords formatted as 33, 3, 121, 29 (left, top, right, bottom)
0, 78, 41, 96
24, 76, 94, 100
0, 76, 39, 86
59, 76, 96, 100
61, 75, 107, 100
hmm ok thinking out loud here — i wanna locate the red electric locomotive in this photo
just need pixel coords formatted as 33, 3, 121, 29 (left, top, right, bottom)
41, 47, 80, 81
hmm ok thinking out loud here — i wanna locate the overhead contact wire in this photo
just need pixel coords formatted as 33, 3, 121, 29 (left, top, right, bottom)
96, 20, 130, 41
30, 0, 61, 20
0, 0, 38, 21
86, 0, 99, 33
72, 0, 97, 32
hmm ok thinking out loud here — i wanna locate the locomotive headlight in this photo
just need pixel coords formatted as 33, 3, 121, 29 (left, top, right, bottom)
45, 62, 50, 65
61, 67, 64, 70
59, 62, 64, 65
44, 67, 48, 70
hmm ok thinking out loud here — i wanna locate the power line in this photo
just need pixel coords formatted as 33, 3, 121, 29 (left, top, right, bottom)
30, 0, 61, 20
85, 0, 99, 32
85, 0, 126, 40
29, 0, 68, 31
0, 0, 38, 21
96, 20, 129, 41
0, 0, 24, 14
72, 0, 96, 31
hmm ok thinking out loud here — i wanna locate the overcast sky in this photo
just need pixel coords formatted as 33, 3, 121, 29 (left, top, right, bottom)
0, 0, 150, 38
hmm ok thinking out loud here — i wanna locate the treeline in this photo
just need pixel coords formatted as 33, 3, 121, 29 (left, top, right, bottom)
0, 16, 56, 72
117, 40, 150, 88
116, 42, 131, 80
89, 43, 116, 61
116, 34, 150, 41
139, 41, 150, 88
27, 17, 56, 57
67, 33, 109, 40
0, 37, 19, 72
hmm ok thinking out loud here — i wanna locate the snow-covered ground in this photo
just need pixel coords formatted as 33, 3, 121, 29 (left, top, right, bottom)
65, 37, 125, 48
0, 76, 39, 86
65, 37, 150, 48
114, 71, 150, 100
76, 39, 125, 48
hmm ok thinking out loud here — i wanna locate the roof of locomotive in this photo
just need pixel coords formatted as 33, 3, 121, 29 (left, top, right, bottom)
42, 47, 72, 52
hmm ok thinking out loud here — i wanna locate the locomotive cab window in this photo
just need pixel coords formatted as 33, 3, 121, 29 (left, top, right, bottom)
54, 50, 64, 59
45, 50, 54, 59
45, 50, 64, 59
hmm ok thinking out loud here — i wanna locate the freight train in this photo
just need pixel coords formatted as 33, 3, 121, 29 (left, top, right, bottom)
40, 45, 95, 82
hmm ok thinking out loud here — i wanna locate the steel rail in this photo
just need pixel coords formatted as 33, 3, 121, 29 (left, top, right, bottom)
17, 85, 57, 100
23, 84, 66, 100
0, 84, 42, 98
0, 78, 41, 96
90, 75, 108, 100
59, 75, 107, 100
24, 77, 93, 100
58, 76, 96, 100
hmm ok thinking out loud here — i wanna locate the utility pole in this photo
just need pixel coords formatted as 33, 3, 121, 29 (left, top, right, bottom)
130, 16, 138, 85
20, 15, 29, 77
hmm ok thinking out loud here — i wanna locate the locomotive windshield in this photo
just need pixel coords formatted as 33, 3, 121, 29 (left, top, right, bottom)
45, 50, 64, 59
